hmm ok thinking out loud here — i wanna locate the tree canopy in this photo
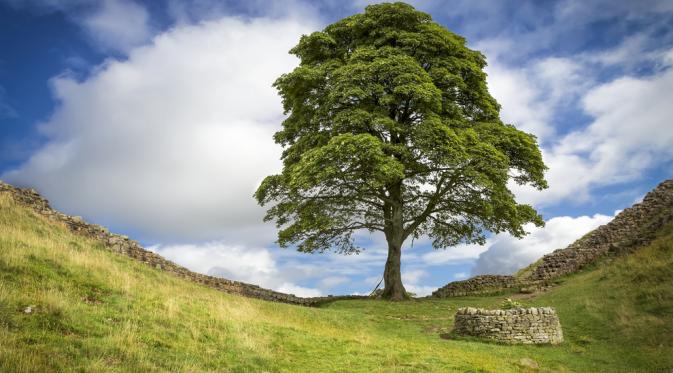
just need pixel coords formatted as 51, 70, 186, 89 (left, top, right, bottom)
255, 2, 547, 300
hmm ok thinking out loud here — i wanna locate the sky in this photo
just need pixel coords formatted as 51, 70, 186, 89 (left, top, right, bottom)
1, 0, 672, 297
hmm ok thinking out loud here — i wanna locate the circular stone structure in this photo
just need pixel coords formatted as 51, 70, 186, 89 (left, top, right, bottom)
453, 307, 563, 344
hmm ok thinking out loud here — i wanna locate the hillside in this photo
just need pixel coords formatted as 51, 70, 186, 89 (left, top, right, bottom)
1, 187, 672, 371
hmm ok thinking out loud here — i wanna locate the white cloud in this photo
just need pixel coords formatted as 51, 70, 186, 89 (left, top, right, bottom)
479, 32, 673, 208
452, 272, 469, 280
3, 16, 316, 245
276, 283, 322, 297
421, 242, 490, 266
556, 0, 673, 22
81, 0, 151, 52
2, 0, 152, 53
402, 269, 427, 284
405, 284, 436, 297
479, 39, 591, 144
149, 242, 275, 280
401, 269, 435, 296
471, 213, 614, 275
149, 241, 323, 297
318, 276, 350, 290
482, 49, 556, 141
513, 63, 673, 206
532, 57, 587, 105
585, 34, 651, 67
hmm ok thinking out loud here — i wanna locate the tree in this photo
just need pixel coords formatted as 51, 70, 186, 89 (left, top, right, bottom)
254, 2, 547, 300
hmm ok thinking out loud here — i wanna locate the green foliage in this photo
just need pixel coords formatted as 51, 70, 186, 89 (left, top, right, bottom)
255, 2, 547, 258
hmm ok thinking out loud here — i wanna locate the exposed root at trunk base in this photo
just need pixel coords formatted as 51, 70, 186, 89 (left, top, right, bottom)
381, 286, 411, 301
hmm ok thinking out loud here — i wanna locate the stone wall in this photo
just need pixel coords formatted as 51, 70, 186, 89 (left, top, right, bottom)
524, 179, 673, 282
0, 181, 365, 307
453, 307, 563, 344
431, 275, 519, 298
433, 179, 673, 296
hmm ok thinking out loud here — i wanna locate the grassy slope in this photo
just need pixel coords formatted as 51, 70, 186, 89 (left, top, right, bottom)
0, 192, 671, 372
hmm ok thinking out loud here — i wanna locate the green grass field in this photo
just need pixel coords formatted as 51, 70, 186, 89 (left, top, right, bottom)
1, 192, 672, 372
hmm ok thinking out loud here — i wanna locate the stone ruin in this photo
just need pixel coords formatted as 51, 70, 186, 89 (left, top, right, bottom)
453, 307, 563, 345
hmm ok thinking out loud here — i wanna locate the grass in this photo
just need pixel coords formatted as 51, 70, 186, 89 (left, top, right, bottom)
1, 192, 672, 372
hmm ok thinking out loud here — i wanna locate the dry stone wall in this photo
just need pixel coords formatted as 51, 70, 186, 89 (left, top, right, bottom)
433, 179, 673, 297
525, 179, 673, 282
0, 181, 364, 307
453, 307, 563, 344
431, 275, 519, 298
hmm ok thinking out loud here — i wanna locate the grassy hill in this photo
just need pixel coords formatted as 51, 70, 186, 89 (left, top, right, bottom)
1, 191, 672, 372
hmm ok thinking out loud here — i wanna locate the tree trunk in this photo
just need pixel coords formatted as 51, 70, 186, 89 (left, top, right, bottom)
381, 181, 409, 300
381, 240, 408, 300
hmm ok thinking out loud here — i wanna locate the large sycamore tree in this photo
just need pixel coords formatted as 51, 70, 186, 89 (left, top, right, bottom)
255, 3, 547, 300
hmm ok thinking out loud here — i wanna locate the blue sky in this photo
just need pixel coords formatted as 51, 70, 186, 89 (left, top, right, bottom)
1, 0, 672, 296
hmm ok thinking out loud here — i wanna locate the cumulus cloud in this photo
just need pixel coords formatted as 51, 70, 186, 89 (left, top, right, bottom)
148, 241, 324, 297
276, 283, 322, 297
452, 272, 469, 280
479, 30, 673, 208
2, 0, 152, 53
401, 269, 435, 296
318, 276, 350, 290
3, 16, 316, 245
402, 269, 427, 284
80, 0, 152, 52
471, 213, 614, 275
148, 239, 395, 297
484, 59, 556, 141
421, 242, 490, 266
405, 284, 436, 297
513, 62, 673, 206
149, 242, 275, 281
478, 39, 591, 144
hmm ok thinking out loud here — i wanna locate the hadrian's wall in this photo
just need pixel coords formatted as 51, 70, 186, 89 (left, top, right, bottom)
453, 307, 563, 344
0, 181, 364, 307
431, 275, 519, 298
525, 179, 673, 282
433, 179, 673, 297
